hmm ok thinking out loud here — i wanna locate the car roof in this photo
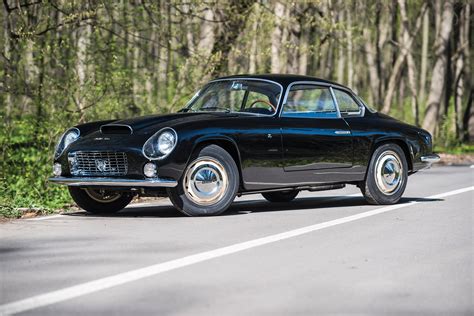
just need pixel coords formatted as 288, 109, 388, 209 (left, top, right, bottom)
214, 74, 351, 91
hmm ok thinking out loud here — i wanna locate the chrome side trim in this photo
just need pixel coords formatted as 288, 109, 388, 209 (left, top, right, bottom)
49, 177, 177, 188
420, 154, 441, 164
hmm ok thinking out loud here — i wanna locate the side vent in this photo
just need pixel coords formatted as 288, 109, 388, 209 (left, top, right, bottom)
100, 124, 133, 135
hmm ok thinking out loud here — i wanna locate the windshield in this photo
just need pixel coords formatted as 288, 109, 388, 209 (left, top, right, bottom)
185, 80, 282, 115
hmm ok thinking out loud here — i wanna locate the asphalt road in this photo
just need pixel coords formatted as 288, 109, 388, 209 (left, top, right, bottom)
1, 166, 473, 315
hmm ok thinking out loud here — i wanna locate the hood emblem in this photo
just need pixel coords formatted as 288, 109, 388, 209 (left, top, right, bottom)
94, 137, 110, 141
95, 159, 110, 172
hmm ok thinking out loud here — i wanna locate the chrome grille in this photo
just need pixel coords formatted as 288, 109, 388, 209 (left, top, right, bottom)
69, 151, 128, 176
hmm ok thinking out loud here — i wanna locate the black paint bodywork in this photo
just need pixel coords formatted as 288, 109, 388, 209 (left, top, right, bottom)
54, 74, 434, 193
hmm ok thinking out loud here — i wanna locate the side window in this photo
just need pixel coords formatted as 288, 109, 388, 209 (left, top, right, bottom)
333, 89, 362, 117
282, 85, 338, 118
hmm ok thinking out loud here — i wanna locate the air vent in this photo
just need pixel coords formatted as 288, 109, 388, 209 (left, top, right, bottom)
100, 124, 133, 135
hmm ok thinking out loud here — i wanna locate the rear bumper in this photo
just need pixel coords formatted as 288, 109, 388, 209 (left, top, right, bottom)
420, 154, 441, 164
49, 177, 177, 188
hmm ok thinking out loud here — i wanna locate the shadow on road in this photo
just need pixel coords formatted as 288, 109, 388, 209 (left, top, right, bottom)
63, 196, 443, 219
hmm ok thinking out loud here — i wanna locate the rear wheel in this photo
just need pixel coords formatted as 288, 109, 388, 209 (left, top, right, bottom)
167, 145, 239, 216
262, 190, 299, 203
361, 143, 408, 205
68, 187, 133, 214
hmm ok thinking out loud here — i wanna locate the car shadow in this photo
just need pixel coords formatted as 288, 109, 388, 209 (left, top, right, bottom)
63, 196, 443, 219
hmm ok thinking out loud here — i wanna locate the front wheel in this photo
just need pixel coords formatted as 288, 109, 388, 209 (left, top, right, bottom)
361, 143, 408, 205
68, 187, 133, 214
167, 145, 239, 216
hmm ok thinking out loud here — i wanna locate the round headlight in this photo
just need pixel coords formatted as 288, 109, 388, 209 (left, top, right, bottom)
63, 129, 80, 148
54, 128, 80, 159
157, 131, 176, 155
142, 128, 178, 160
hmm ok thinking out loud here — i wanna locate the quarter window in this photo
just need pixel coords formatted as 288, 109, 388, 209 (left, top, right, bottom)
282, 85, 338, 118
333, 89, 362, 116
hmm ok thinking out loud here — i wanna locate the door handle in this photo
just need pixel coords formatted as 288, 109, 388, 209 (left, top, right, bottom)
334, 130, 351, 135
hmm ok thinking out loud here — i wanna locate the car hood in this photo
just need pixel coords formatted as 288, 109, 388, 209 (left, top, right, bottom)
102, 112, 238, 134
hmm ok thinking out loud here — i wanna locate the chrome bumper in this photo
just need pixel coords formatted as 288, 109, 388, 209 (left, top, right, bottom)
420, 154, 441, 164
49, 177, 177, 188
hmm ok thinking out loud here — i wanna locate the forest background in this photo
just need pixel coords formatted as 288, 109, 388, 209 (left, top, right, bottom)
0, 0, 472, 216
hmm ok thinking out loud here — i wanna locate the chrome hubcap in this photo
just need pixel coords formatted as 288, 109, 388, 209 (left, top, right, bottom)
375, 151, 403, 195
184, 157, 228, 206
84, 188, 122, 203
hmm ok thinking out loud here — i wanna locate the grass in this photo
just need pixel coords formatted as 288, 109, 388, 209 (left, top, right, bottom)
435, 144, 474, 155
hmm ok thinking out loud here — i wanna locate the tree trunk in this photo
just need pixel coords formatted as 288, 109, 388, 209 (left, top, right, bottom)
197, 8, 214, 56
381, 2, 427, 114
248, 5, 258, 74
398, 0, 419, 126
132, 17, 140, 110
421, 0, 455, 136
463, 90, 473, 142
210, 0, 255, 76
363, 28, 380, 106
376, 2, 389, 101
271, 2, 285, 73
336, 6, 345, 84
419, 8, 429, 104
459, 4, 471, 141
3, 10, 12, 119
75, 20, 91, 120
298, 21, 309, 75
346, 6, 353, 87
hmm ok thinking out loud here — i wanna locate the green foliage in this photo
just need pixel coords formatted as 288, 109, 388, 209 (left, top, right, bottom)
434, 144, 474, 155
0, 116, 72, 215
436, 99, 460, 149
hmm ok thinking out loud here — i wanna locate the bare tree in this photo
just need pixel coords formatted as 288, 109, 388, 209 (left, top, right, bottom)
381, 1, 427, 114
422, 0, 455, 136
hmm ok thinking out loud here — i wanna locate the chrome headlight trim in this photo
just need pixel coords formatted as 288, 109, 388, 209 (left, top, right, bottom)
142, 127, 178, 160
54, 127, 80, 159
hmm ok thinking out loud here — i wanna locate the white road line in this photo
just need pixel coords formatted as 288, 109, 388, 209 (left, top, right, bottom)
1, 186, 472, 315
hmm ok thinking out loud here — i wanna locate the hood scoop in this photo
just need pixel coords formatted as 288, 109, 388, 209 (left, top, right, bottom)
100, 124, 133, 135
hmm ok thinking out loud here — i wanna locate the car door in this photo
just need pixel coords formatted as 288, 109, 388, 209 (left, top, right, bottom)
280, 84, 353, 173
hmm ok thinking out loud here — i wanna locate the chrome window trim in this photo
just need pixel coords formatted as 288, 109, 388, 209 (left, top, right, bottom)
99, 124, 133, 134
331, 88, 366, 118
279, 81, 341, 119
329, 87, 342, 118
202, 78, 285, 117
142, 127, 178, 161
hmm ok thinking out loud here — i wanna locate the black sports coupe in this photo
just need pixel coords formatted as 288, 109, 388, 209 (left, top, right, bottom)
50, 74, 440, 216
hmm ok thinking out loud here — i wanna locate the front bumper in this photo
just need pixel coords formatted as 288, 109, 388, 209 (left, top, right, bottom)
420, 154, 441, 164
49, 177, 177, 188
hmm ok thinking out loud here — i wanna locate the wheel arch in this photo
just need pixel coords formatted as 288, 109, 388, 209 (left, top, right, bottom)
188, 136, 244, 189
370, 138, 413, 172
